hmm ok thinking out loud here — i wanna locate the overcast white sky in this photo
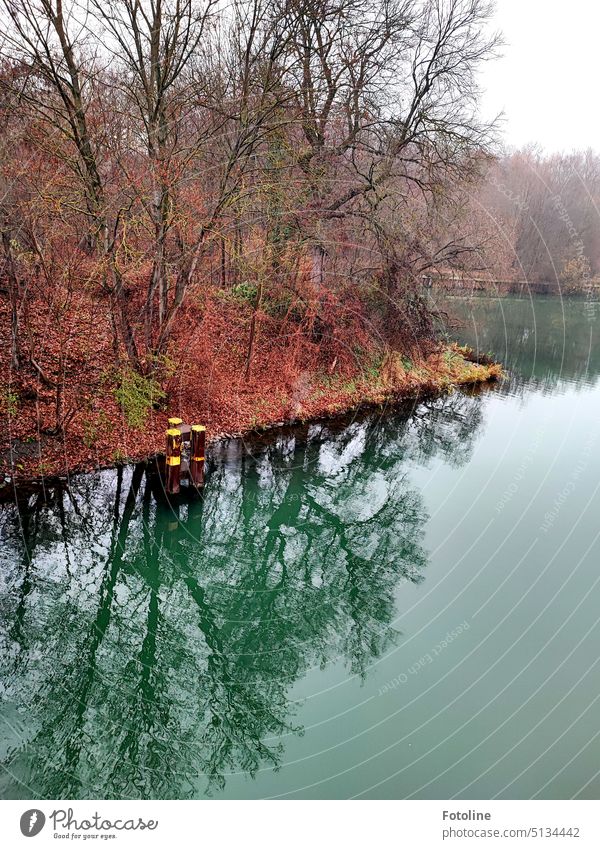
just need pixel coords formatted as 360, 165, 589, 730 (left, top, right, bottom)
480, 0, 599, 153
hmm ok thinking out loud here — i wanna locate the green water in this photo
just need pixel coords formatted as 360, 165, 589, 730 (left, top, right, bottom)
1, 293, 600, 800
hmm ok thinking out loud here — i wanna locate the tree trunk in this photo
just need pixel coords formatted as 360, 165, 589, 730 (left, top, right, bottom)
145, 110, 171, 348
310, 242, 325, 287
244, 278, 264, 382
1, 229, 21, 371
220, 236, 226, 287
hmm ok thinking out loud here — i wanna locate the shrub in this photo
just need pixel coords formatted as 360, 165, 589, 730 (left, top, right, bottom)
0, 388, 19, 417
82, 410, 109, 447
231, 281, 258, 305
114, 369, 165, 430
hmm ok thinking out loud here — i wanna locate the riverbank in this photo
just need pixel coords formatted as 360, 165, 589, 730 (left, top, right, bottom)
430, 276, 600, 297
0, 340, 502, 493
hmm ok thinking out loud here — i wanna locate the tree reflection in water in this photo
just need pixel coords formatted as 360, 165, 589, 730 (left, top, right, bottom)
0, 392, 484, 799
439, 293, 600, 396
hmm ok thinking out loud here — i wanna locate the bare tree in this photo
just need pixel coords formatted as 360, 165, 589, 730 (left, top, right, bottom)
1, 0, 141, 364
87, 0, 216, 349
0, 0, 503, 393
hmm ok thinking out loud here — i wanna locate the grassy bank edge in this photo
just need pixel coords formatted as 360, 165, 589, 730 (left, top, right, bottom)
0, 343, 503, 498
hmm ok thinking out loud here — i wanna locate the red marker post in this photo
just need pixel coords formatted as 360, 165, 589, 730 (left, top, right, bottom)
189, 425, 206, 488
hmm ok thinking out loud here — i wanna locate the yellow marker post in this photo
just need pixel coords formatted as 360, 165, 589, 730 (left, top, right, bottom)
165, 427, 182, 494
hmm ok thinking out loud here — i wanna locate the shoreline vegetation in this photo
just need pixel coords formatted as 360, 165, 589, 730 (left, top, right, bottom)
0, 337, 502, 495
1, 0, 599, 500
430, 276, 600, 297
1, 0, 507, 497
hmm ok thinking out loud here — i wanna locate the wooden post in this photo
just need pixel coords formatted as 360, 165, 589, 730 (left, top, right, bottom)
189, 425, 206, 488
168, 417, 183, 429
165, 427, 182, 494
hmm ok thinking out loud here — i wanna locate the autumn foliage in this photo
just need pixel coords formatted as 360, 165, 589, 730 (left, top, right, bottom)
0, 0, 502, 480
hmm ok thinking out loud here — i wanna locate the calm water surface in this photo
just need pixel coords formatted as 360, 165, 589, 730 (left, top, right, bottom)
1, 293, 600, 800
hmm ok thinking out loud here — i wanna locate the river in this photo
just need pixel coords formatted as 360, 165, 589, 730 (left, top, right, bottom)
1, 293, 599, 799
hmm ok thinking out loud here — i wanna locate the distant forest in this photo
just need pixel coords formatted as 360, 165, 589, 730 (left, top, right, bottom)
456, 148, 600, 287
